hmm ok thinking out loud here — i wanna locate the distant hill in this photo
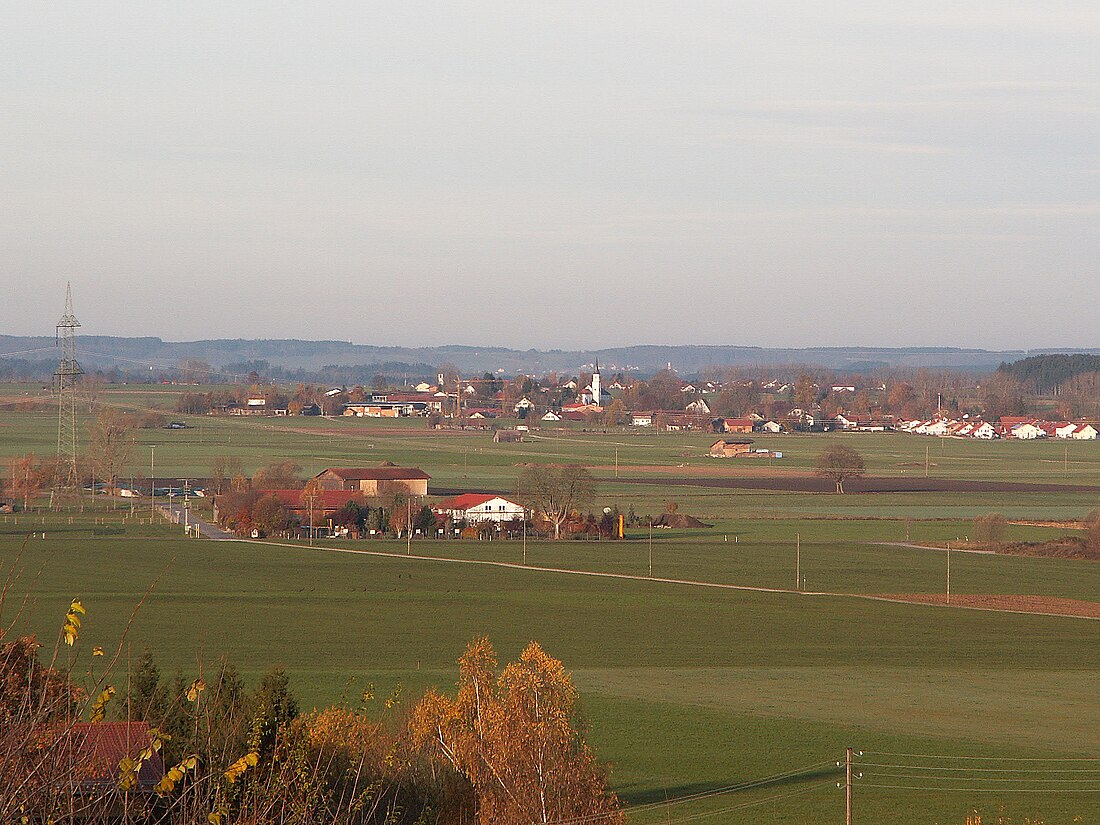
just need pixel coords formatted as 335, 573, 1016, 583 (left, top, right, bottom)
3, 334, 1099, 381
999, 353, 1100, 392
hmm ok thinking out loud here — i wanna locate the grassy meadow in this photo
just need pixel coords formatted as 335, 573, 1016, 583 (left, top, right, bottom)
2, 385, 1099, 823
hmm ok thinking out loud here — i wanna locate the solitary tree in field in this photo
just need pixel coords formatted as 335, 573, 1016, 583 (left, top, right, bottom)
815, 444, 865, 493
514, 464, 594, 539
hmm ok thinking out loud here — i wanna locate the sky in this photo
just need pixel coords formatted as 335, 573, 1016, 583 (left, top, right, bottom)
2, 2, 1098, 350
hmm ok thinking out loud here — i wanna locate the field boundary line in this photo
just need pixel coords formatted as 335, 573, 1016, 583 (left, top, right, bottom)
230, 538, 1100, 622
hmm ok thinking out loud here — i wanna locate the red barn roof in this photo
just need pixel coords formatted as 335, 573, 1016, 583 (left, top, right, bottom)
317, 467, 430, 481
69, 722, 164, 791
267, 490, 365, 509
435, 493, 502, 511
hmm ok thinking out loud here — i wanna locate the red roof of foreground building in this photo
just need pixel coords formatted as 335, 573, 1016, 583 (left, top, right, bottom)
69, 722, 165, 791
268, 489, 366, 510
435, 493, 505, 511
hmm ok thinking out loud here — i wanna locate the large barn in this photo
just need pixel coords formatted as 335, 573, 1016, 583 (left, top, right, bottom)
313, 467, 430, 496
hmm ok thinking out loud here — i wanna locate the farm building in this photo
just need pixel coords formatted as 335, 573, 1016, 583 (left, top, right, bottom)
313, 467, 430, 496
434, 493, 526, 524
493, 430, 524, 443
269, 489, 365, 519
709, 439, 754, 458
69, 722, 165, 794
721, 417, 755, 434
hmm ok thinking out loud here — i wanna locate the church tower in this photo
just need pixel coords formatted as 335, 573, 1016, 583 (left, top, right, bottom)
591, 358, 601, 406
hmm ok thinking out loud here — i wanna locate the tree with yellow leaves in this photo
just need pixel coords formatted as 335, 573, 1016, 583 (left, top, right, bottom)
412, 637, 625, 825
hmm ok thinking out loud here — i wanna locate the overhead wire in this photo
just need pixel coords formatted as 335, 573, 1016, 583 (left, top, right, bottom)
859, 783, 1100, 794
860, 751, 1100, 762
859, 762, 1100, 773
538, 759, 838, 825
662, 780, 836, 824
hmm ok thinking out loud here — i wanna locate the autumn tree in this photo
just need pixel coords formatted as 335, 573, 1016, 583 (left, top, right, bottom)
712, 384, 759, 417
299, 479, 325, 533
85, 407, 135, 502
6, 454, 49, 511
796, 374, 822, 407
411, 637, 625, 825
514, 464, 595, 539
978, 373, 1027, 419
602, 398, 629, 426
815, 443, 865, 493
252, 460, 303, 490
253, 495, 296, 537
974, 512, 1007, 543
210, 455, 244, 494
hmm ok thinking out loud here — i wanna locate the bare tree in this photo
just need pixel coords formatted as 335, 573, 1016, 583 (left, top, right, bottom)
85, 408, 135, 504
210, 455, 243, 494
6, 454, 49, 511
815, 444, 865, 494
514, 464, 595, 539
252, 460, 303, 490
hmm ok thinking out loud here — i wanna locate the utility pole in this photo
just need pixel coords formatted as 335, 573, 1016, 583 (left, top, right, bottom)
406, 495, 412, 556
795, 533, 800, 591
946, 542, 951, 605
149, 446, 155, 523
522, 510, 527, 566
924, 443, 929, 478
648, 520, 653, 577
845, 747, 854, 825
53, 283, 83, 499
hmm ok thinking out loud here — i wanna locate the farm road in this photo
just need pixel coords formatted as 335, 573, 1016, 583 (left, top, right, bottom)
237, 538, 1099, 622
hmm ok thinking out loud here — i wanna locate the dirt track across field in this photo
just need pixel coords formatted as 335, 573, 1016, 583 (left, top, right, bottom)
875, 594, 1100, 619
618, 475, 1100, 494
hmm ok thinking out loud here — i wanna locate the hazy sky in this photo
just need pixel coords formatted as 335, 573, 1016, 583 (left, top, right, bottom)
2, 3, 1097, 350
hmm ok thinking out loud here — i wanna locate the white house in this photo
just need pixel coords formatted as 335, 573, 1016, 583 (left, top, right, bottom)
1072, 424, 1098, 440
541, 411, 562, 422
513, 397, 535, 413
434, 494, 525, 525
1055, 422, 1078, 439
762, 420, 783, 433
685, 398, 711, 415
972, 422, 999, 439
834, 414, 858, 430
631, 412, 654, 427
1011, 423, 1046, 440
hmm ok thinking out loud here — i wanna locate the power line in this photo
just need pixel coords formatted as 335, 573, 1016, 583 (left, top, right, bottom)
0, 346, 57, 358
859, 762, 1100, 773
542, 760, 838, 825
860, 783, 1100, 794
663, 780, 836, 824
863, 772, 1100, 783
861, 751, 1100, 762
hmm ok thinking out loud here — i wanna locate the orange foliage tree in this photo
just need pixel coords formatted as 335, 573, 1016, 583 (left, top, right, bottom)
411, 637, 625, 825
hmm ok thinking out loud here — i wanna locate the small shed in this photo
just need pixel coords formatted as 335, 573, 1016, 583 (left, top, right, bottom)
709, 439, 754, 458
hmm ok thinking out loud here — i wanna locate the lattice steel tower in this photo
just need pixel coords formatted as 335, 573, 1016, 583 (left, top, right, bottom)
54, 283, 83, 491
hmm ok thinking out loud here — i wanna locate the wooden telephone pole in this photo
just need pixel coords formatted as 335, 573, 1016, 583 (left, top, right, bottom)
845, 747, 854, 825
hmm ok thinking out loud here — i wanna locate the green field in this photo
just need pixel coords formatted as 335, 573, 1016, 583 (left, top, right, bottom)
2, 388, 1099, 823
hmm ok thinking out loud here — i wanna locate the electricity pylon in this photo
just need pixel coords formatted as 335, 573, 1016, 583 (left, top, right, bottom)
54, 283, 83, 496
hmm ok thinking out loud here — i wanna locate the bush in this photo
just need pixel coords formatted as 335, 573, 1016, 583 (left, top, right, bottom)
974, 512, 1008, 543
